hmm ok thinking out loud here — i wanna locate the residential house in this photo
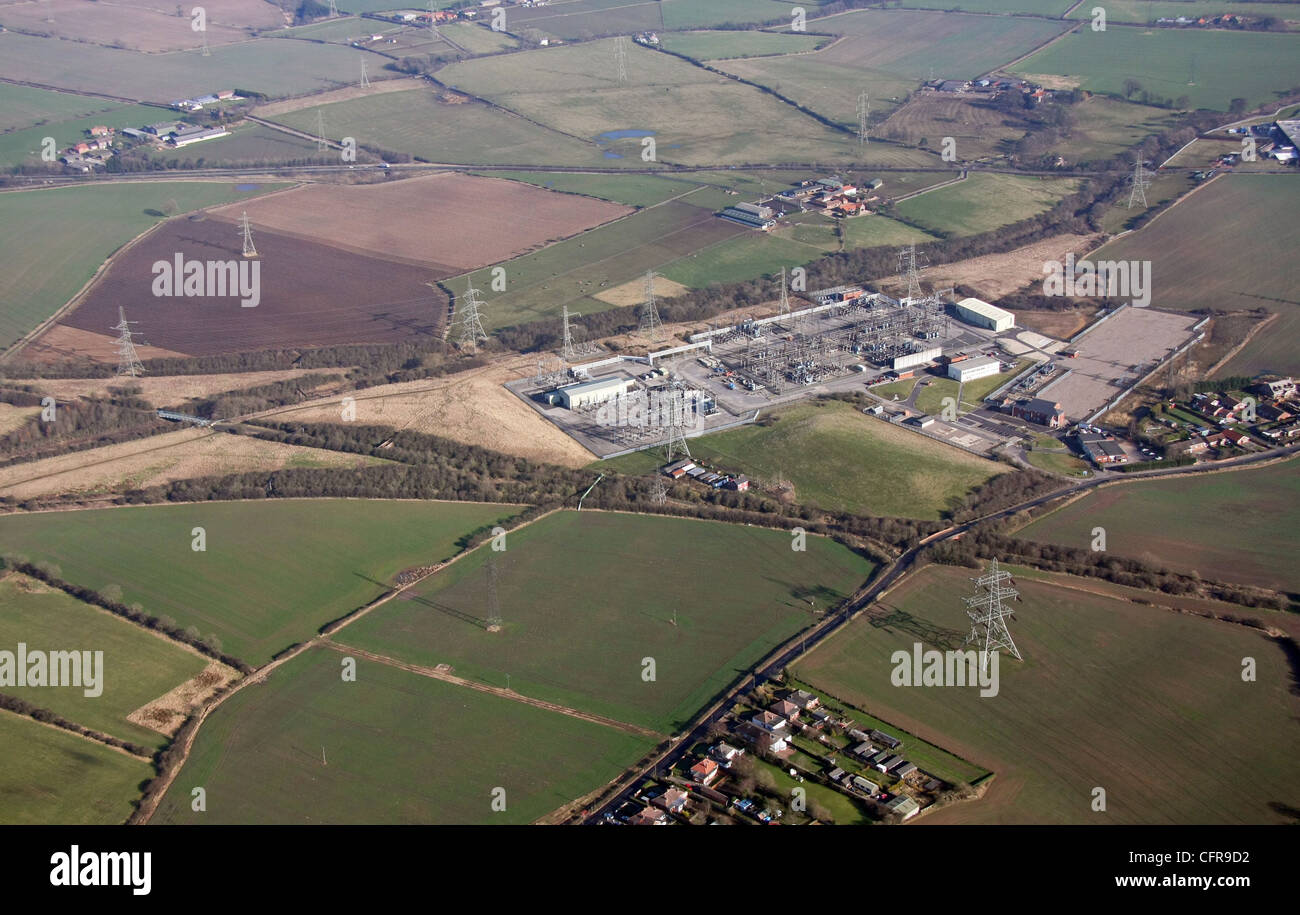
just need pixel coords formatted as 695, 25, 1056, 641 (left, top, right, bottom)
651, 787, 689, 815
789, 690, 820, 710
689, 758, 720, 785
628, 804, 671, 825
710, 743, 744, 767
751, 711, 788, 736
771, 699, 801, 721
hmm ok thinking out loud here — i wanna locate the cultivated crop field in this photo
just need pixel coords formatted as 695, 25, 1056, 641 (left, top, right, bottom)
336, 510, 876, 733
476, 170, 701, 207
795, 564, 1300, 823
0, 82, 135, 132
0, 500, 520, 665
0, 712, 153, 825
53, 215, 444, 357
437, 38, 864, 166
659, 29, 826, 60
1066, 1, 1300, 25
503, 0, 665, 38
1010, 26, 1300, 111
0, 182, 285, 353
1016, 458, 1300, 594
659, 231, 833, 287
151, 647, 654, 824
0, 0, 259, 52
271, 88, 606, 166
0, 576, 209, 749
1091, 174, 1300, 376
209, 173, 630, 272
140, 125, 321, 167
894, 173, 1079, 236
603, 400, 1004, 519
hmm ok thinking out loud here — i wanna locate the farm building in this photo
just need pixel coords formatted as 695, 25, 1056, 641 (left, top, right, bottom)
869, 730, 902, 749
170, 127, 229, 148
1010, 397, 1066, 429
894, 347, 941, 372
556, 377, 629, 410
884, 794, 920, 820
852, 775, 880, 795
954, 297, 1015, 332
718, 206, 776, 230
948, 355, 1002, 383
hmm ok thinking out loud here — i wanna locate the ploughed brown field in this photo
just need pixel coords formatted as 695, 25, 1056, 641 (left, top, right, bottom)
206, 172, 633, 273
54, 215, 446, 357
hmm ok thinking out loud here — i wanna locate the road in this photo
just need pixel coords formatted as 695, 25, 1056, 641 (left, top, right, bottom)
582, 440, 1300, 823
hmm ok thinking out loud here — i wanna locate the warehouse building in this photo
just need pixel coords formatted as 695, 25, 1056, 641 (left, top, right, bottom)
948, 354, 1002, 383
555, 376, 629, 410
893, 346, 941, 372
954, 297, 1015, 332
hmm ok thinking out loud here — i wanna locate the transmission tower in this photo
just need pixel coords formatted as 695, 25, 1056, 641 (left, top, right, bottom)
856, 90, 870, 147
238, 211, 258, 258
660, 387, 693, 463
455, 282, 490, 352
360, 59, 371, 89
963, 558, 1023, 674
614, 35, 628, 83
561, 304, 581, 361
200, 29, 210, 57
112, 307, 145, 378
428, 1, 440, 37
898, 243, 925, 303
328, 0, 338, 16
484, 551, 503, 631
1126, 158, 1152, 209
778, 265, 791, 317
639, 270, 663, 341
315, 109, 327, 153
650, 477, 668, 505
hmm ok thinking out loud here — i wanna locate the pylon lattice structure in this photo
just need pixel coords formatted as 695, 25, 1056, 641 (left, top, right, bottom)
639, 270, 663, 340
315, 110, 328, 153
561, 304, 580, 361
327, 0, 339, 16
660, 381, 695, 463
455, 282, 490, 352
650, 477, 668, 505
360, 60, 371, 89
238, 211, 258, 258
614, 35, 629, 83
200, 29, 210, 57
963, 558, 1023, 673
1127, 158, 1152, 209
112, 306, 145, 378
428, 1, 440, 36
898, 243, 925, 303
778, 266, 791, 316
484, 552, 503, 630
856, 90, 870, 147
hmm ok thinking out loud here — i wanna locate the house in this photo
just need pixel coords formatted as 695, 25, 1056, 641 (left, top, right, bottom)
628, 804, 671, 825
72, 142, 90, 154
651, 787, 689, 815
1258, 403, 1292, 422
1221, 428, 1252, 447
885, 794, 920, 820
1166, 438, 1208, 458
689, 758, 720, 785
869, 729, 902, 750
89, 125, 112, 137
751, 711, 788, 736
1253, 378, 1295, 400
789, 689, 820, 710
743, 723, 789, 754
1010, 397, 1066, 429
710, 742, 744, 767
852, 775, 880, 796
771, 699, 801, 721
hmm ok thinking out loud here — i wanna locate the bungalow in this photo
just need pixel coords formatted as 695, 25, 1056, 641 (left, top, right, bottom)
771, 699, 801, 721
651, 787, 689, 815
876, 754, 905, 773
852, 775, 880, 796
1258, 403, 1292, 422
789, 689, 820, 710
1221, 428, 1252, 447
827, 766, 846, 782
847, 728, 872, 743
689, 758, 720, 785
88, 125, 112, 137
851, 741, 876, 759
710, 742, 744, 767
628, 804, 671, 825
894, 761, 919, 780
1165, 438, 1208, 458
751, 711, 788, 736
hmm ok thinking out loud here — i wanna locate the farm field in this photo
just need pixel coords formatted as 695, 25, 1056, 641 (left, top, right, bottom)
658, 231, 833, 288
209, 173, 630, 272
894, 173, 1079, 236
151, 647, 653, 824
659, 30, 826, 60
0, 0, 262, 52
1015, 458, 1300, 594
140, 124, 321, 167
54, 215, 444, 357
0, 500, 520, 665
0, 182, 285, 353
337, 510, 876, 733
0, 32, 390, 101
455, 200, 745, 330
503, 0, 665, 37
1066, 1, 1300, 25
0, 576, 209, 748
1048, 96, 1181, 165
895, 0, 1073, 11
661, 0, 820, 28
603, 400, 1004, 519
0, 427, 386, 502
0, 712, 152, 825
1091, 174, 1300, 376
473, 170, 700, 207
0, 102, 170, 169
440, 21, 520, 54
1010, 25, 1300, 111
0, 82, 137, 132
437, 38, 864, 166
271, 89, 607, 166
795, 564, 1300, 823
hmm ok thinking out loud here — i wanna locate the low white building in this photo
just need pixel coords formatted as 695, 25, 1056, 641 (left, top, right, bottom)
893, 347, 941, 372
556, 376, 629, 409
948, 355, 1002, 383
954, 297, 1015, 332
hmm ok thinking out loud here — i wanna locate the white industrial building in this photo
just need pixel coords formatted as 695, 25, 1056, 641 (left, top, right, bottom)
893, 347, 942, 372
948, 355, 1002, 383
954, 297, 1015, 332
556, 376, 629, 409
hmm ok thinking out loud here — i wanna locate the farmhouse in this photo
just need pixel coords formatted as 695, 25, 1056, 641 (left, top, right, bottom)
948, 355, 1002, 383
954, 297, 1015, 332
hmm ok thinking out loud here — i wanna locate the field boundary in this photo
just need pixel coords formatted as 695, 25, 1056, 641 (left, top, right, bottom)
1206, 310, 1279, 379
0, 703, 152, 762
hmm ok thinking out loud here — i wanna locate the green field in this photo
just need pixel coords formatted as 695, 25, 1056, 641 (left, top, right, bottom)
0, 103, 170, 169
272, 88, 607, 166
474, 170, 699, 207
795, 564, 1300, 823
1091, 174, 1300, 376
456, 199, 741, 329
0, 500, 519, 665
602, 400, 1003, 519
915, 377, 961, 416
1025, 448, 1092, 477
660, 30, 826, 60
0, 576, 207, 749
0, 712, 152, 825
1048, 96, 1181, 165
1067, 1, 1300, 25
897, 0, 1074, 12
441, 21, 520, 53
504, 0, 664, 38
658, 230, 831, 287
661, 0, 819, 28
336, 510, 875, 732
436, 38, 864, 166
1016, 458, 1300, 593
0, 83, 137, 132
151, 646, 652, 824
0, 182, 286, 351
894, 173, 1079, 236
0, 32, 391, 101
1011, 25, 1300, 110
141, 125, 322, 167
840, 214, 937, 249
